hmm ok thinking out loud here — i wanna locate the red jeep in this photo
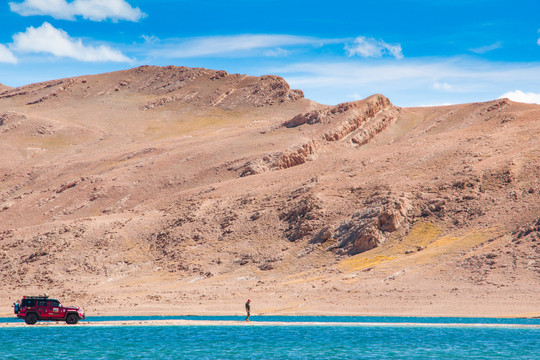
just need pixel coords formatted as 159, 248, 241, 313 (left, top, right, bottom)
14, 295, 86, 325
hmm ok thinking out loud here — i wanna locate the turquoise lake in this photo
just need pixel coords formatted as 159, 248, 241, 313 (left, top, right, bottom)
1, 316, 539, 359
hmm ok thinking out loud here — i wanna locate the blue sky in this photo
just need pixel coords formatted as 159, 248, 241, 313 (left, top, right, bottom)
1, 0, 540, 106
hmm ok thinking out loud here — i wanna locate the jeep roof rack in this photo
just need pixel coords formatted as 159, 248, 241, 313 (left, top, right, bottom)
23, 294, 49, 299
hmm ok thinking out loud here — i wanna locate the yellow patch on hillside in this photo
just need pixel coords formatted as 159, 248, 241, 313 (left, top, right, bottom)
338, 221, 442, 272
284, 270, 312, 280
121, 237, 152, 263
397, 221, 443, 250
18, 135, 73, 148
339, 255, 396, 272
87, 159, 128, 174
411, 227, 505, 267
337, 221, 504, 273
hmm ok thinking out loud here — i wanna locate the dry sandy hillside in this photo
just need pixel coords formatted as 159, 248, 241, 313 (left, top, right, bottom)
0, 84, 11, 93
0, 65, 538, 317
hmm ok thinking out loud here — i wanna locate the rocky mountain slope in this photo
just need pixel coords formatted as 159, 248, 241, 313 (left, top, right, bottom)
0, 66, 538, 317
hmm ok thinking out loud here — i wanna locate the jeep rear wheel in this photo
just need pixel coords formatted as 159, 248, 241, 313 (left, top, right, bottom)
66, 313, 79, 325
25, 313, 38, 325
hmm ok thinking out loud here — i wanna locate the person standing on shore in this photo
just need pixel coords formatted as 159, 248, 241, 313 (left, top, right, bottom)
245, 299, 251, 322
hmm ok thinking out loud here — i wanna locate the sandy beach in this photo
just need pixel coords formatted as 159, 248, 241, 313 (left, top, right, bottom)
1, 318, 539, 329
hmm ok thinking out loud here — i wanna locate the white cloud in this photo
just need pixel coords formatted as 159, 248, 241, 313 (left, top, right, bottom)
537, 38, 540, 46
347, 93, 365, 101
150, 34, 329, 58
0, 44, 18, 64
9, 0, 71, 19
9, 0, 145, 22
263, 47, 289, 57
271, 59, 540, 106
345, 36, 403, 59
469, 41, 502, 54
141, 35, 160, 44
433, 82, 453, 91
277, 60, 540, 91
417, 103, 453, 107
499, 90, 540, 104
277, 61, 454, 88
12, 22, 131, 62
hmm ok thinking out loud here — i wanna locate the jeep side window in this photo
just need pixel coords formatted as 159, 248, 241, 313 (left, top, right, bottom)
38, 300, 47, 307
50, 300, 60, 307
22, 299, 36, 307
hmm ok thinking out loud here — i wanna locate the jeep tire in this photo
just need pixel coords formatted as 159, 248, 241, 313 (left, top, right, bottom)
66, 313, 79, 325
25, 313, 38, 325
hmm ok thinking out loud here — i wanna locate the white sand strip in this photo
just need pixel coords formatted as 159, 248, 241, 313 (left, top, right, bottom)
1, 320, 539, 328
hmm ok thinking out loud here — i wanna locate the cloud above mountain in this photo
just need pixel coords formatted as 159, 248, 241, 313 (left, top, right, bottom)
500, 90, 540, 104
345, 36, 403, 59
0, 44, 18, 64
9, 0, 145, 22
148, 34, 330, 58
12, 22, 131, 62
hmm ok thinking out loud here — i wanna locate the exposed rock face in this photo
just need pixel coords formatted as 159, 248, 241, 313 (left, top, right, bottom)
476, 98, 510, 115
240, 95, 398, 176
284, 94, 397, 142
140, 95, 181, 111
0, 79, 76, 105
330, 194, 412, 255
26, 79, 76, 105
0, 111, 27, 133
230, 74, 304, 107
0, 65, 304, 111
514, 217, 540, 242
350, 110, 397, 146
280, 195, 324, 242
240, 140, 318, 176
132, 66, 304, 108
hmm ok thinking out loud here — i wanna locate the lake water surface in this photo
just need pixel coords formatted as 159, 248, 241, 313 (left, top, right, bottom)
1, 316, 538, 359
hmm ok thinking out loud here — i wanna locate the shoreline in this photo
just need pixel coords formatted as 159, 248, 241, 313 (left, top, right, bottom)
0, 319, 539, 328
2, 312, 539, 319
0, 312, 540, 321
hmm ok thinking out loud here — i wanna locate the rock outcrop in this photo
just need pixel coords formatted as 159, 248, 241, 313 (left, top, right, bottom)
280, 194, 324, 242
284, 94, 397, 142
333, 195, 412, 255
240, 140, 318, 177
0, 79, 76, 105
306, 193, 413, 255
0, 111, 27, 133
240, 95, 398, 176
0, 65, 304, 110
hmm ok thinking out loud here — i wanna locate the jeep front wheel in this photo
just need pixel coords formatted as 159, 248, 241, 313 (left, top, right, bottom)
25, 313, 38, 325
66, 313, 79, 325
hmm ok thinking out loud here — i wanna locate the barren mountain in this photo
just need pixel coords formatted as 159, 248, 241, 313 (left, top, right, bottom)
0, 66, 538, 317
0, 83, 11, 92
